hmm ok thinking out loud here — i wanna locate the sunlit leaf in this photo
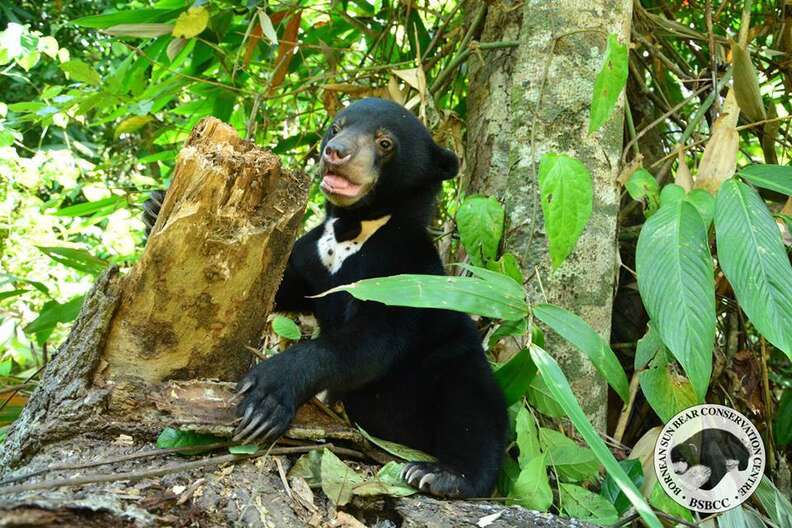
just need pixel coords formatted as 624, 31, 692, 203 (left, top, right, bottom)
533, 304, 629, 402
172, 7, 209, 39
589, 34, 629, 134
60, 59, 101, 85
636, 197, 715, 400
456, 195, 504, 266
715, 179, 792, 358
272, 315, 300, 340
538, 154, 593, 268
529, 344, 662, 528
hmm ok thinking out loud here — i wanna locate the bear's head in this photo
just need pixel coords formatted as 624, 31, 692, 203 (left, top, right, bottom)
318, 98, 458, 216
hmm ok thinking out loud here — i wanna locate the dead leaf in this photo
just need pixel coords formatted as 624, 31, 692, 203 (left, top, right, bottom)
477, 511, 505, 527
332, 511, 367, 528
268, 11, 302, 95
694, 89, 740, 194
628, 426, 661, 495
675, 147, 693, 192
732, 40, 766, 123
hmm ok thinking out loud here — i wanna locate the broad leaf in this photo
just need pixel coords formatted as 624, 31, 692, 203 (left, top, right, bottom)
352, 462, 417, 498
315, 273, 528, 321
529, 344, 662, 528
600, 459, 644, 515
320, 449, 364, 506
533, 304, 629, 402
636, 197, 715, 400
60, 60, 101, 85
774, 391, 792, 447
507, 454, 553, 511
739, 164, 792, 196
560, 483, 619, 526
515, 406, 540, 467
648, 482, 695, 523
634, 324, 663, 370
357, 426, 435, 462
754, 477, 792, 528
715, 179, 792, 358
625, 168, 660, 215
487, 317, 527, 349
639, 350, 698, 422
589, 34, 629, 134
156, 427, 221, 455
455, 195, 505, 266
24, 295, 85, 344
527, 375, 564, 418
172, 7, 209, 39
494, 347, 537, 406
540, 428, 601, 483
272, 315, 300, 340
538, 154, 593, 268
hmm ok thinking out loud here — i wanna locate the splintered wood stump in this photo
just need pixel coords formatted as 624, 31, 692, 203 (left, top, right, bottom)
102, 118, 304, 383
0, 118, 309, 467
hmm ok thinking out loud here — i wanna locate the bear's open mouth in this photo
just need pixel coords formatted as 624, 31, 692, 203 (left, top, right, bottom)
321, 170, 362, 198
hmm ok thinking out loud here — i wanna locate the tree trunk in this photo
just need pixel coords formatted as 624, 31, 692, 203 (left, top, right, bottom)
0, 118, 584, 527
465, 0, 632, 429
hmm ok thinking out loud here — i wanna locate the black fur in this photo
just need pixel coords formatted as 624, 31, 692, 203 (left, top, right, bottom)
145, 98, 506, 498
671, 428, 750, 490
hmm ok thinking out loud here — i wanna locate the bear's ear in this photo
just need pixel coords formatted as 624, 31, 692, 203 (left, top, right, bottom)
434, 145, 459, 181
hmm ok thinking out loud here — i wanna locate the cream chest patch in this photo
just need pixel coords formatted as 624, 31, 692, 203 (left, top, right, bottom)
317, 215, 391, 274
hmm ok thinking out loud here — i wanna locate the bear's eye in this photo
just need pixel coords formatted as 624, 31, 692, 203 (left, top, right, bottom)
377, 137, 393, 151
329, 124, 340, 136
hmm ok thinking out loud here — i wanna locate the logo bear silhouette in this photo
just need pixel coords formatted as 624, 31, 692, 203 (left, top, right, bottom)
670, 428, 750, 490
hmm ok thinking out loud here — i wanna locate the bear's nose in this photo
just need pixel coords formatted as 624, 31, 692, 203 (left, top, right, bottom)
323, 142, 353, 165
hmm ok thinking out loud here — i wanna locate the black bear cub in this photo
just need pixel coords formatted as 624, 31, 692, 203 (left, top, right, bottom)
145, 98, 506, 498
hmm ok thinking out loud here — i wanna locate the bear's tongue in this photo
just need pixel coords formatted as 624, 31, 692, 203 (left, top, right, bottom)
322, 173, 361, 197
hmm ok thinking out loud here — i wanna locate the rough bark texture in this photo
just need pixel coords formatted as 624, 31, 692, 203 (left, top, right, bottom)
466, 0, 632, 429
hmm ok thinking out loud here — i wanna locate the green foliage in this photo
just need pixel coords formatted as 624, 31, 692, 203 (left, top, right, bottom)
715, 179, 792, 359
533, 304, 629, 402
271, 315, 300, 340
559, 483, 619, 526
456, 195, 504, 266
636, 190, 715, 400
537, 154, 593, 268
599, 459, 644, 515
738, 164, 792, 196
625, 168, 660, 215
589, 34, 629, 134
155, 426, 221, 454
638, 348, 698, 422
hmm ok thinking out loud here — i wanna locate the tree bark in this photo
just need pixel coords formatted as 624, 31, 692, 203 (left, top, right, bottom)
465, 0, 632, 429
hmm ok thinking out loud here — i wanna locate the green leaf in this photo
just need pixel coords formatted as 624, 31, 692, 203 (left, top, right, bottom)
228, 444, 258, 455
314, 273, 528, 321
529, 344, 662, 528
533, 304, 629, 402
172, 6, 209, 39
648, 482, 695, 523
114, 115, 153, 137
272, 315, 301, 340
494, 347, 537, 406
527, 375, 564, 418
60, 60, 101, 85
38, 246, 108, 275
634, 324, 663, 370
72, 9, 178, 29
538, 154, 593, 268
0, 289, 27, 302
685, 189, 715, 228
507, 454, 553, 511
351, 461, 417, 498
488, 317, 527, 349
560, 483, 619, 526
589, 34, 629, 134
357, 426, 435, 462
54, 196, 125, 217
715, 179, 792, 358
515, 406, 541, 467
456, 195, 504, 266
636, 197, 715, 400
739, 164, 792, 196
155, 427, 221, 454
600, 459, 644, 515
320, 448, 365, 506
638, 349, 698, 423
625, 168, 660, 215
105, 23, 174, 38
540, 428, 601, 483
485, 252, 523, 284
287, 450, 323, 488
755, 476, 792, 528
774, 391, 792, 447
24, 295, 84, 343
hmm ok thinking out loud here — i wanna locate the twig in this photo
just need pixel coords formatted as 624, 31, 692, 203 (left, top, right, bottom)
613, 372, 641, 443
706, 0, 720, 115
759, 337, 777, 470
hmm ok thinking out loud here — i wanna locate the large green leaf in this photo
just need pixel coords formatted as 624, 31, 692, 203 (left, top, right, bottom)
636, 197, 715, 400
715, 179, 792, 358
515, 406, 541, 467
507, 454, 553, 511
494, 346, 537, 406
589, 34, 629, 134
538, 154, 593, 268
600, 459, 644, 515
738, 164, 792, 196
539, 428, 601, 483
24, 295, 85, 344
72, 9, 179, 28
60, 60, 101, 85
533, 304, 629, 402
455, 195, 505, 266
529, 344, 662, 528
638, 349, 698, 422
53, 196, 125, 217
315, 272, 528, 321
38, 246, 108, 275
559, 483, 619, 526
271, 315, 300, 340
